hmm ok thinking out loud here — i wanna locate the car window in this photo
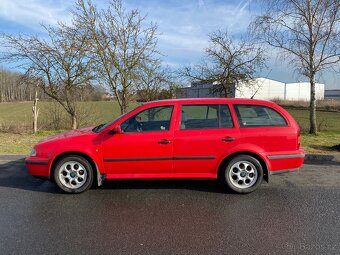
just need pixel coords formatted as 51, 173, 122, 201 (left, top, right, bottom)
121, 106, 174, 133
234, 104, 287, 127
181, 104, 233, 130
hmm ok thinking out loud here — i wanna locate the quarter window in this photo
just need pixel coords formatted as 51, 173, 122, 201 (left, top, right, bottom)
234, 104, 287, 127
181, 104, 233, 130
121, 106, 173, 132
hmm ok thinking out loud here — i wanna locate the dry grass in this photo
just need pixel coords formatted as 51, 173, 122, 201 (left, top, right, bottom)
273, 99, 340, 112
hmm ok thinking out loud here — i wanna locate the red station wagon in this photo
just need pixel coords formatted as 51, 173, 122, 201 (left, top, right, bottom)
26, 98, 305, 194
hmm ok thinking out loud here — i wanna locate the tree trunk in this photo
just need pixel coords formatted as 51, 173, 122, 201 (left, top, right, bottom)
120, 105, 125, 115
309, 73, 317, 134
121, 88, 128, 114
71, 114, 78, 130
32, 88, 39, 134
223, 86, 228, 98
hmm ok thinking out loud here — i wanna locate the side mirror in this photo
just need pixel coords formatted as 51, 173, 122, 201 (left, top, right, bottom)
109, 125, 122, 135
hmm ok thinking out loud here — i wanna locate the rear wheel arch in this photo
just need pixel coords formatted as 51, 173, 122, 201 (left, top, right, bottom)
217, 151, 269, 183
50, 151, 102, 186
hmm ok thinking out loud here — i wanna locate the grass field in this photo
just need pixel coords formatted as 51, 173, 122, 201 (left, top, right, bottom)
286, 108, 340, 132
0, 100, 339, 154
0, 101, 140, 132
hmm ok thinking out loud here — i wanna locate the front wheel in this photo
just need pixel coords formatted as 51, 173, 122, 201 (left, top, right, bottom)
53, 155, 94, 194
223, 155, 263, 194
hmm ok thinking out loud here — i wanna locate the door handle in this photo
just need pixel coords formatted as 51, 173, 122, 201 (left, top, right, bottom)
158, 139, 171, 144
222, 136, 236, 142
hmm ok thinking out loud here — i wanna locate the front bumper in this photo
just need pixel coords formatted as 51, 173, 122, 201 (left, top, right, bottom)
25, 156, 50, 178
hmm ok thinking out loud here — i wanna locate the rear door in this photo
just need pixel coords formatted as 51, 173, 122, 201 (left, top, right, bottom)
173, 104, 239, 177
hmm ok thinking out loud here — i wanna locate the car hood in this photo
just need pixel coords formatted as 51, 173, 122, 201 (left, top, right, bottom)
39, 127, 95, 144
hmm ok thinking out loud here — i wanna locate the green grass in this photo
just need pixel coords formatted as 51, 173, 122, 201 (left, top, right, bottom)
0, 130, 63, 154
0, 101, 139, 131
0, 101, 339, 154
301, 132, 340, 154
286, 108, 340, 132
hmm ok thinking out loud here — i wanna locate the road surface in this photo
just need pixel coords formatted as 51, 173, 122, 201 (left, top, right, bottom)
0, 157, 339, 254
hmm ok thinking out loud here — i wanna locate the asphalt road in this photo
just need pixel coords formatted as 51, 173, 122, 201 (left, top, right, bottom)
0, 158, 339, 255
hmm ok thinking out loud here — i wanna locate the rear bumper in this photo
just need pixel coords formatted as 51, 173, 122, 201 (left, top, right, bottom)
25, 156, 50, 178
266, 150, 305, 174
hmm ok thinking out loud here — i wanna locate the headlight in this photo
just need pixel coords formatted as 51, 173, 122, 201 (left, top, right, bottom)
30, 148, 37, 157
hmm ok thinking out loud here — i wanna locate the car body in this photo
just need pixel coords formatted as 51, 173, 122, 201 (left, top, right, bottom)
26, 98, 304, 193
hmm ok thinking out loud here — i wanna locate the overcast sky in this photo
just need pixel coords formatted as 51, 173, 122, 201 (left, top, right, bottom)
0, 0, 338, 88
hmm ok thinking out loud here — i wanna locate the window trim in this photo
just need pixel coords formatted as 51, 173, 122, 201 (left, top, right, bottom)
121, 105, 174, 133
180, 104, 234, 130
233, 104, 288, 128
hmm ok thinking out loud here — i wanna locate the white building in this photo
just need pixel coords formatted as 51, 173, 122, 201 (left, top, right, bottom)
236, 78, 284, 99
177, 78, 325, 101
237, 78, 324, 101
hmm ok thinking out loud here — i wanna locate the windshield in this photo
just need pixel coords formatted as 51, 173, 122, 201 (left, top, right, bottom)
92, 105, 142, 133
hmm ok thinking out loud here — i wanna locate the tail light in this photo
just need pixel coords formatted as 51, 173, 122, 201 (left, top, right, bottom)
297, 128, 301, 149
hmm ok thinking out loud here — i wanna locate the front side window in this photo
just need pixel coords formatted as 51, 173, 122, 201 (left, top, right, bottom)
234, 104, 287, 127
121, 105, 174, 133
181, 104, 233, 130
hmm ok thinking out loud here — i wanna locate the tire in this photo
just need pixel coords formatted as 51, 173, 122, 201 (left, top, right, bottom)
53, 155, 94, 194
223, 155, 263, 194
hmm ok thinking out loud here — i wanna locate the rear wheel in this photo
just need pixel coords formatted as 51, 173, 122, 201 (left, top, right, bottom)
223, 155, 263, 194
54, 155, 93, 194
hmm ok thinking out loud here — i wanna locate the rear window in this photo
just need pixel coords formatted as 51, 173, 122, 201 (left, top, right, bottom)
181, 104, 233, 130
234, 104, 287, 127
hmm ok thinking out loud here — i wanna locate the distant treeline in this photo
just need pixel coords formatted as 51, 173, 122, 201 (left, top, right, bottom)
0, 68, 105, 102
0, 68, 37, 102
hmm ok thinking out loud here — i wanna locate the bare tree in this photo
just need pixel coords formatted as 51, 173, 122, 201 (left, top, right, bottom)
73, 0, 159, 114
0, 23, 95, 129
182, 30, 266, 97
252, 0, 340, 134
136, 61, 176, 102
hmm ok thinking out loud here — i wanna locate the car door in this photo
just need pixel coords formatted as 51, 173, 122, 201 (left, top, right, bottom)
173, 104, 239, 177
101, 105, 175, 177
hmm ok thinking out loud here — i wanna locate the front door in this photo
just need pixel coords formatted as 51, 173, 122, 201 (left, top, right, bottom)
102, 105, 175, 177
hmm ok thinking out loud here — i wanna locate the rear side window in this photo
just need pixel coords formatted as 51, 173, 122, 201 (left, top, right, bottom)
181, 104, 233, 130
234, 104, 287, 127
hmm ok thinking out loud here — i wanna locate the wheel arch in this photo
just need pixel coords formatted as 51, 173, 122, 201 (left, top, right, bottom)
50, 151, 104, 187
217, 151, 269, 183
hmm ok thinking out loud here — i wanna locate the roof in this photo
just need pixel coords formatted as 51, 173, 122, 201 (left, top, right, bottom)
143, 97, 275, 105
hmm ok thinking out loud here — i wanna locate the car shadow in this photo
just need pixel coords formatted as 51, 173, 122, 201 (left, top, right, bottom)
0, 158, 59, 194
0, 158, 231, 194
100, 179, 231, 194
310, 144, 339, 153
